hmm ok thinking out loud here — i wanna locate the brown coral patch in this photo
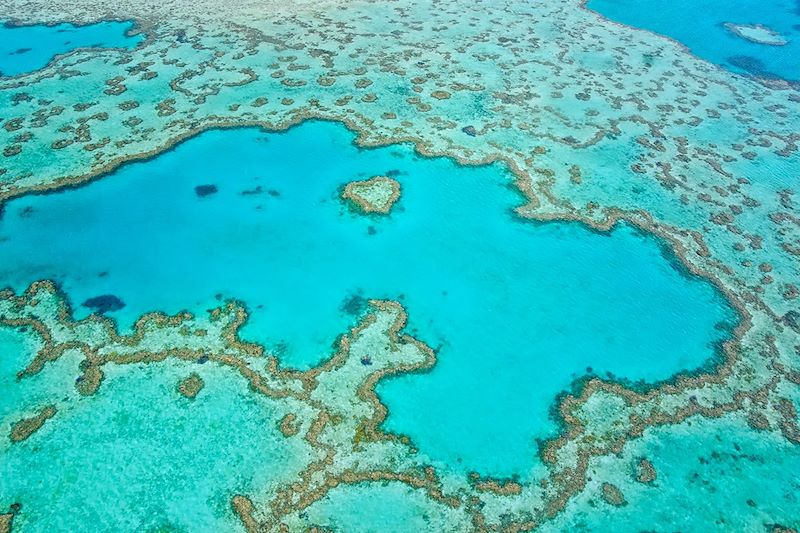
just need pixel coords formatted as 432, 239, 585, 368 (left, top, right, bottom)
600, 482, 627, 506
634, 458, 657, 484
341, 176, 401, 215
178, 372, 205, 399
9, 405, 57, 443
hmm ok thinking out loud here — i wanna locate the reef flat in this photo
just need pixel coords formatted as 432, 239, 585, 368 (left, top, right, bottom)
724, 24, 788, 47
0, 120, 735, 481
341, 175, 401, 214
0, 0, 798, 531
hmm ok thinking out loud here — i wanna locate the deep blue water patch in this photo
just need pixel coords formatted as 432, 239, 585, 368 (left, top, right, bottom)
0, 120, 736, 477
0, 19, 143, 77
194, 184, 218, 197
82, 294, 126, 314
587, 0, 800, 82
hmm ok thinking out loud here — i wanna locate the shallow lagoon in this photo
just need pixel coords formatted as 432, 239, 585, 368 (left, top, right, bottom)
0, 20, 142, 77
0, 120, 736, 477
0, 327, 309, 531
587, 0, 800, 82
547, 415, 800, 531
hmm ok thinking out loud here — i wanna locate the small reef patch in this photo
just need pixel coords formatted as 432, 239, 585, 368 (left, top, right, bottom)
177, 373, 204, 399
0, 504, 20, 533
9, 405, 56, 443
341, 176, 401, 215
724, 23, 788, 46
601, 482, 627, 507
635, 458, 657, 484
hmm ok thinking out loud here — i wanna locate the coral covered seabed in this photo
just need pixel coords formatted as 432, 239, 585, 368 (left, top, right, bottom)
0, 0, 798, 530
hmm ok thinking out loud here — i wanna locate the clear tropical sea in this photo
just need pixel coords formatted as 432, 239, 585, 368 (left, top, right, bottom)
587, 0, 800, 81
0, 120, 735, 477
0, 20, 142, 77
0, 327, 313, 531
0, 0, 798, 530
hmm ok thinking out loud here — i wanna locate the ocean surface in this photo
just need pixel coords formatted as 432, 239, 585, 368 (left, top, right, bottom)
0, 0, 797, 531
0, 327, 313, 531
0, 20, 142, 77
587, 0, 800, 81
0, 120, 735, 478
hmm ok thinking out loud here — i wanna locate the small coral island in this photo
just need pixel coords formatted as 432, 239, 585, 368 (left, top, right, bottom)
724, 23, 788, 46
341, 175, 401, 215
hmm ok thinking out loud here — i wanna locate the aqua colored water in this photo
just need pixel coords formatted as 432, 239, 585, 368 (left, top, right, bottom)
0, 325, 309, 531
0, 20, 142, 77
296, 481, 470, 532
0, 120, 736, 477
587, 0, 800, 81
548, 416, 800, 531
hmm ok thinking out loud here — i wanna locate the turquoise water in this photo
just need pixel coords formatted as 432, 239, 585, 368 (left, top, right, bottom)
0, 120, 735, 477
0, 326, 310, 531
587, 0, 800, 81
295, 482, 471, 532
0, 20, 142, 77
549, 416, 800, 531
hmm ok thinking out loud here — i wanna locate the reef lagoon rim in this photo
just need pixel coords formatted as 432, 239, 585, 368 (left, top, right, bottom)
0, 119, 737, 478
0, 19, 142, 78
585, 0, 800, 82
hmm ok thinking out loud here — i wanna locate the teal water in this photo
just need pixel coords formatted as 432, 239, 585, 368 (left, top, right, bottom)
0, 326, 310, 531
587, 0, 800, 82
549, 416, 800, 531
296, 482, 471, 532
0, 20, 142, 77
0, 120, 736, 477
